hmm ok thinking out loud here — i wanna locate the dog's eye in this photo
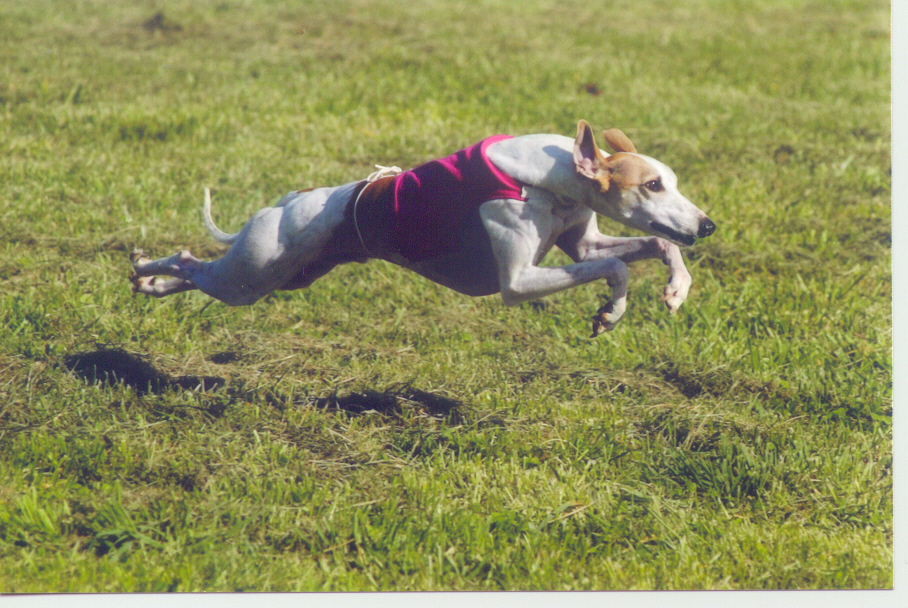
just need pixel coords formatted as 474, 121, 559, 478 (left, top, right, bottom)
644, 180, 663, 193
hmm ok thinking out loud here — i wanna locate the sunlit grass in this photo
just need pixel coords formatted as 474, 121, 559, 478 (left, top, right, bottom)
0, 0, 891, 591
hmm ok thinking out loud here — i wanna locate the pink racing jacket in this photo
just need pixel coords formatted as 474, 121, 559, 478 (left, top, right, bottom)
391, 135, 526, 262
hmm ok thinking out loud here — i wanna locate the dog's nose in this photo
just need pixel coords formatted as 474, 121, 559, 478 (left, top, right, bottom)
698, 218, 716, 239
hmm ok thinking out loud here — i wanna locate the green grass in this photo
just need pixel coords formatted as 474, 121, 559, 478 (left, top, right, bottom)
0, 0, 891, 592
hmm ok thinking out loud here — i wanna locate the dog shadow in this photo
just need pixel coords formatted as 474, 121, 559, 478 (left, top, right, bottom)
63, 348, 225, 396
63, 349, 466, 422
311, 386, 466, 422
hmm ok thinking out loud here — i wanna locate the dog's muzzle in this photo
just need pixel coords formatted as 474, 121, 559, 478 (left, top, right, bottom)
650, 217, 716, 246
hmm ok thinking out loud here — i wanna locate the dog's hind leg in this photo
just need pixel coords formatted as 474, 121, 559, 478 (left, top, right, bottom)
130, 247, 289, 306
130, 275, 198, 297
130, 184, 358, 305
130, 249, 203, 298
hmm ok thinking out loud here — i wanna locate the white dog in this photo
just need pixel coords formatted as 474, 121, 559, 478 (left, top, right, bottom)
130, 120, 715, 336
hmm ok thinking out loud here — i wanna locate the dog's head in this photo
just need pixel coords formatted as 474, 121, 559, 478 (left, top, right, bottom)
573, 120, 715, 246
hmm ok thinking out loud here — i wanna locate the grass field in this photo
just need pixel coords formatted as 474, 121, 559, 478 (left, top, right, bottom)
0, 0, 892, 592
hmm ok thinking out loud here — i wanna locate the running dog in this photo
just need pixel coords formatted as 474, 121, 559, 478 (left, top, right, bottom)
130, 120, 715, 336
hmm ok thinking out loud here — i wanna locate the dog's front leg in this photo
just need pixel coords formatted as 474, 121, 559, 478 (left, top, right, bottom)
480, 200, 629, 333
559, 217, 693, 315
586, 236, 691, 314
654, 238, 692, 314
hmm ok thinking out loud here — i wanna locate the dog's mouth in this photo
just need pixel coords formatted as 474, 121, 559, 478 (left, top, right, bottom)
650, 222, 697, 247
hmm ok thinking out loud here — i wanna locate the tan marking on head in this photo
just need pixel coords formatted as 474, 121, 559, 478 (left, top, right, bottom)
604, 153, 660, 191
574, 121, 656, 194
603, 128, 637, 154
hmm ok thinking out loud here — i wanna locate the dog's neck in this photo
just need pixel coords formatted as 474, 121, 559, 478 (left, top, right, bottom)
486, 134, 594, 207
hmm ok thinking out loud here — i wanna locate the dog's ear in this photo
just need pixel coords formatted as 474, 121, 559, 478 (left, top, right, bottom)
573, 120, 610, 190
603, 128, 637, 154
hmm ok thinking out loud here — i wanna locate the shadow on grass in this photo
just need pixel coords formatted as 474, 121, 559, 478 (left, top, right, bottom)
64, 348, 225, 396
312, 386, 467, 422
63, 349, 469, 424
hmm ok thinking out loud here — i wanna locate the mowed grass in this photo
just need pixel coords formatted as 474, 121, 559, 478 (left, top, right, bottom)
0, 0, 891, 592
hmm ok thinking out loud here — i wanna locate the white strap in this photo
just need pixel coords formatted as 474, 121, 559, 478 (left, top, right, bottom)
365, 164, 402, 182
354, 165, 403, 257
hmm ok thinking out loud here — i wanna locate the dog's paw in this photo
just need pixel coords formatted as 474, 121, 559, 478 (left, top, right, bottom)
129, 273, 154, 294
662, 285, 686, 314
130, 249, 151, 267
590, 298, 626, 337
662, 270, 691, 314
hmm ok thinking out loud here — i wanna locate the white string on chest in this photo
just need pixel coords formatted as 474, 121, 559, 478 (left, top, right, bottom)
352, 165, 402, 258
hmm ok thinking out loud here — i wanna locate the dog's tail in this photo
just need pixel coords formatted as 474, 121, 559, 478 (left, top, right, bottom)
203, 187, 239, 245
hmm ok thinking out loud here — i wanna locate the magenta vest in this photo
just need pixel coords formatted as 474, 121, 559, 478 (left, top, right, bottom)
391, 135, 526, 262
